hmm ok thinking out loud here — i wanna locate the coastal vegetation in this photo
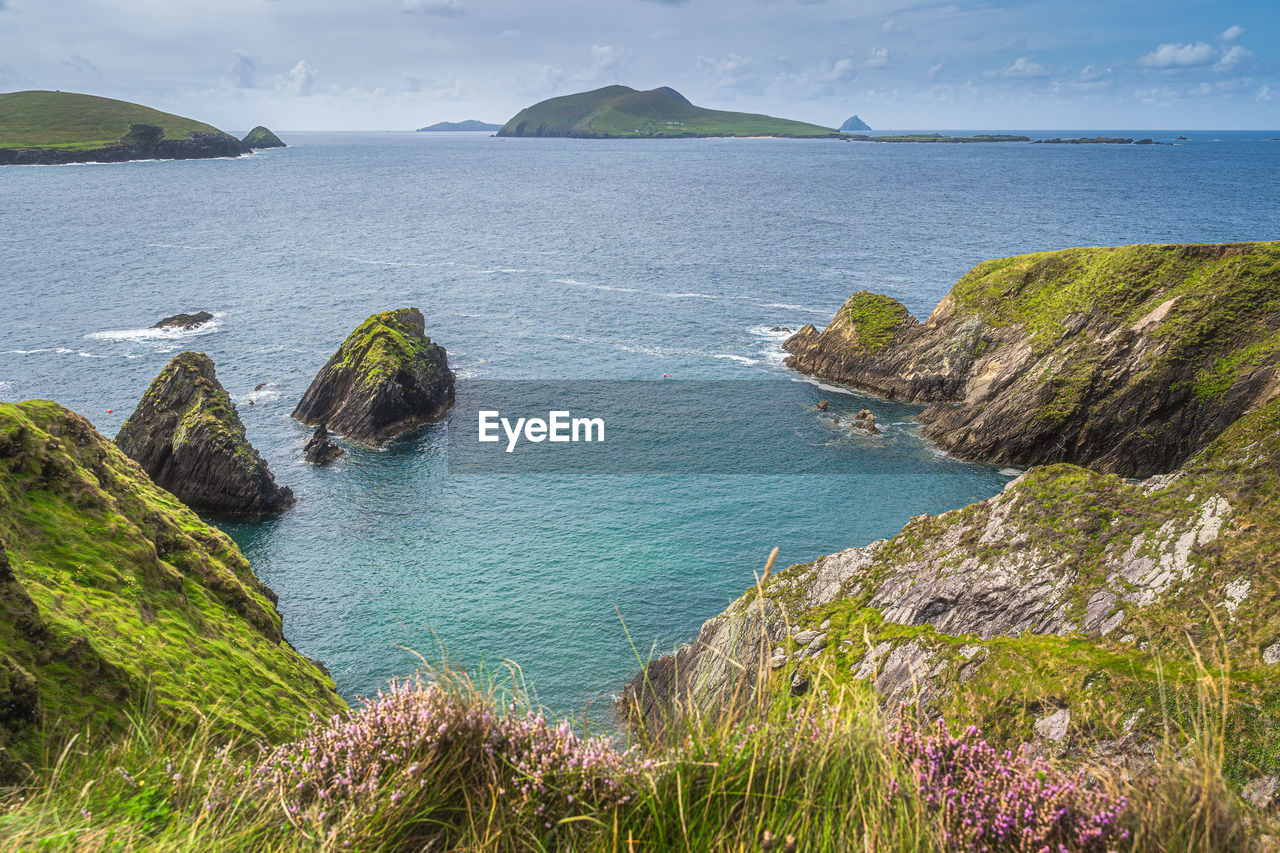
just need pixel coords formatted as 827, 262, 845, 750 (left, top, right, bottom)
497, 85, 840, 139
417, 120, 502, 132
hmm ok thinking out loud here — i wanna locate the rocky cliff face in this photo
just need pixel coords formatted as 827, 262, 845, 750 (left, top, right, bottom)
783, 242, 1280, 477
292, 308, 455, 448
623, 397, 1280, 780
115, 352, 294, 516
0, 401, 342, 779
0, 124, 249, 165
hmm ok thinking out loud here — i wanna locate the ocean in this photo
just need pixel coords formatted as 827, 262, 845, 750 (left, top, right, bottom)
1, 130, 1276, 719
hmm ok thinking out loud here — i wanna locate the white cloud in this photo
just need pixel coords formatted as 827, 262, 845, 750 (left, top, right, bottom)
927, 62, 944, 80
588, 43, 620, 77
1215, 45, 1251, 69
1221, 25, 1244, 42
986, 56, 1047, 79
864, 48, 891, 69
289, 60, 318, 96
1260, 85, 1273, 103
1138, 42, 1216, 69
401, 0, 467, 16
882, 19, 908, 35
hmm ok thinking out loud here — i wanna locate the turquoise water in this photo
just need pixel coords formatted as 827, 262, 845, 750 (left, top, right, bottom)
2, 131, 1276, 717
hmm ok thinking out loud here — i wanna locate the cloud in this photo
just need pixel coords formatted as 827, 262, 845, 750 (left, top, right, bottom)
1215, 45, 1251, 69
401, 0, 467, 17
402, 73, 422, 93
62, 55, 98, 75
986, 56, 1047, 79
1138, 42, 1216, 69
863, 48, 891, 69
1221, 25, 1244, 42
1260, 85, 1273, 103
587, 43, 621, 77
927, 62, 944, 80
229, 51, 257, 89
1079, 65, 1109, 82
289, 60, 318, 96
882, 19, 908, 35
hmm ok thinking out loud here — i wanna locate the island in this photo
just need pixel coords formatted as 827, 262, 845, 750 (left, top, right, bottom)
497, 85, 841, 139
417, 120, 502, 132
242, 126, 286, 148
846, 132, 1031, 143
839, 114, 871, 132
0, 90, 260, 165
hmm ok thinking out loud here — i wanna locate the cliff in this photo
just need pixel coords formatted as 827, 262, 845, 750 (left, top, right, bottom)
292, 308, 455, 448
783, 242, 1280, 477
0, 401, 342, 779
839, 114, 871, 132
115, 352, 295, 516
0, 91, 249, 165
624, 395, 1280, 782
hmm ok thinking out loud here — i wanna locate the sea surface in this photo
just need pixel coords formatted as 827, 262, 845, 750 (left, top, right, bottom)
1, 130, 1276, 721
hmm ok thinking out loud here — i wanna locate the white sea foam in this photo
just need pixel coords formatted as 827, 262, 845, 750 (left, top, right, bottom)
146, 243, 216, 250
86, 313, 223, 344
746, 324, 795, 340
710, 353, 758, 365
553, 277, 638, 293
55, 347, 74, 354
477, 267, 528, 274
3, 348, 53, 354
664, 292, 718, 299
341, 256, 437, 268
761, 302, 831, 314
77, 351, 108, 358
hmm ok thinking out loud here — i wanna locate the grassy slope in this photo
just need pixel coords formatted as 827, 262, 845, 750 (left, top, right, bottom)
0, 401, 342, 768
0, 91, 227, 151
499, 85, 837, 138
748, 396, 1280, 783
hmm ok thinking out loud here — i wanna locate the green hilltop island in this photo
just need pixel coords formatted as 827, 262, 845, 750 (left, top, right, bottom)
497, 84, 842, 139
417, 119, 502, 132
0, 90, 282, 165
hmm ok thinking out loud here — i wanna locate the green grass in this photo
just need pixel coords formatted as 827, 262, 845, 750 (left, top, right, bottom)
498, 86, 838, 139
0, 91, 228, 150
833, 291, 914, 351
0, 401, 342, 774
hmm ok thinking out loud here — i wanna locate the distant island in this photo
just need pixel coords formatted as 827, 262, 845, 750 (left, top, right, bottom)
847, 133, 1031, 143
417, 120, 502, 132
497, 85, 840, 139
0, 90, 278, 165
839, 114, 871, 132
1032, 136, 1166, 145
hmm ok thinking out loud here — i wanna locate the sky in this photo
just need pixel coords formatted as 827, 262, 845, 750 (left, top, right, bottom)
0, 0, 1276, 131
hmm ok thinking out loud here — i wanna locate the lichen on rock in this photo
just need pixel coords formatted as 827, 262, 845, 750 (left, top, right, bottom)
292, 308, 455, 448
115, 351, 294, 516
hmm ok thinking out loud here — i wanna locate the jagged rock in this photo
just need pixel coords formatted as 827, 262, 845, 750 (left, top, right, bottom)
1244, 776, 1280, 809
784, 243, 1280, 477
303, 424, 344, 464
770, 326, 793, 333
849, 409, 881, 434
153, 311, 213, 330
242, 126, 286, 149
115, 352, 294, 515
815, 399, 829, 411
292, 308, 455, 448
1034, 707, 1071, 743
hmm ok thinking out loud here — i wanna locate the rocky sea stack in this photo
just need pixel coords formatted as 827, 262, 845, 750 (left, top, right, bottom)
115, 351, 294, 515
242, 126, 286, 148
783, 242, 1280, 477
303, 423, 344, 464
153, 310, 214, 330
292, 308, 455, 448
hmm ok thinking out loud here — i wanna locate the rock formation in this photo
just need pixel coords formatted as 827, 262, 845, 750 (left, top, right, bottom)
0, 124, 248, 166
783, 242, 1280, 477
839, 114, 871, 132
153, 311, 214, 330
292, 308, 455, 448
303, 424, 344, 464
115, 352, 295, 515
849, 409, 880, 434
0, 401, 340, 777
242, 126, 286, 148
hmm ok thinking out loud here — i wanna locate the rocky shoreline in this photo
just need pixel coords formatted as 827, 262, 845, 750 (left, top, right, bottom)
0, 125, 250, 166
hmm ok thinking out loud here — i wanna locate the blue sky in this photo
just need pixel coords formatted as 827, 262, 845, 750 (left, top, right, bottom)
0, 0, 1276, 130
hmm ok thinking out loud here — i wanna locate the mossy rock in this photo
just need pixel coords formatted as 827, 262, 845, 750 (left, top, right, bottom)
0, 401, 343, 779
292, 308, 455, 448
242, 126, 285, 149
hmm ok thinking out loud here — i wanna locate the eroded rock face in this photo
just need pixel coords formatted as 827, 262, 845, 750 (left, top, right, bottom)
784, 243, 1280, 477
0, 125, 249, 166
115, 352, 294, 515
292, 308, 455, 448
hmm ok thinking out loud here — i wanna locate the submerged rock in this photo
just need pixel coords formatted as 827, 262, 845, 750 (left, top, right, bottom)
153, 311, 213, 330
242, 126, 286, 149
292, 308, 455, 448
303, 424, 344, 464
850, 408, 880, 434
115, 351, 294, 515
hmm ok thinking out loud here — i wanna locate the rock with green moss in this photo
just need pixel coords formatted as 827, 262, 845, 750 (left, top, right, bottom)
242, 126, 285, 149
624, 397, 1280, 782
0, 401, 342, 779
115, 352, 294, 516
784, 242, 1280, 477
292, 308, 455, 448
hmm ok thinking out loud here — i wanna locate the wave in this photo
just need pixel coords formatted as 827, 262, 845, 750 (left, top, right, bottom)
477, 267, 528, 274
341, 256, 438, 268
552, 278, 638, 294
710, 353, 758, 365
663, 292, 718, 299
146, 243, 216, 250
86, 313, 223, 344
3, 347, 53, 354
746, 324, 795, 340
760, 302, 831, 315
